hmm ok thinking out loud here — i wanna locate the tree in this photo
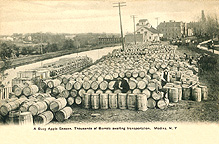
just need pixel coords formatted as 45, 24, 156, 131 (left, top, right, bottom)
0, 43, 12, 80
62, 39, 75, 50
192, 13, 219, 39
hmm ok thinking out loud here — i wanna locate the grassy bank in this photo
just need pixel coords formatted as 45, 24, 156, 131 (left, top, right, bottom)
176, 44, 219, 101
6, 43, 120, 69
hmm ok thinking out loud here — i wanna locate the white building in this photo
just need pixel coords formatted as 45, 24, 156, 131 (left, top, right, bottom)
135, 19, 160, 42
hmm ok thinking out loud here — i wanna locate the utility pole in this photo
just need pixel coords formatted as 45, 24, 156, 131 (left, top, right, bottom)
131, 15, 137, 44
113, 2, 126, 51
40, 32, 43, 54
155, 17, 159, 28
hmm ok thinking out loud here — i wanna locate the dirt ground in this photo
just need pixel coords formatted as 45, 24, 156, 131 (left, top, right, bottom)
50, 100, 219, 124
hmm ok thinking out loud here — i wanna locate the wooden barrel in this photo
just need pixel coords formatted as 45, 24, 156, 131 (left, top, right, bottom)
60, 89, 70, 98
99, 81, 108, 91
100, 94, 109, 109
175, 85, 182, 100
199, 85, 208, 100
182, 84, 191, 100
67, 97, 74, 106
20, 101, 35, 112
87, 89, 95, 95
91, 93, 100, 109
105, 90, 113, 94
148, 67, 157, 75
147, 98, 156, 109
129, 79, 137, 90
137, 94, 148, 111
127, 94, 137, 110
61, 75, 71, 85
52, 86, 65, 96
29, 101, 48, 116
75, 96, 82, 105
137, 80, 147, 90
105, 74, 113, 80
157, 99, 168, 109
147, 82, 156, 92
6, 111, 20, 125
83, 93, 91, 109
114, 89, 122, 94
192, 87, 202, 102
82, 81, 91, 90
109, 93, 117, 109
125, 70, 132, 78
19, 112, 33, 125
151, 92, 162, 100
60, 83, 65, 87
169, 87, 179, 103
0, 101, 20, 116
118, 93, 127, 109
90, 81, 99, 90
47, 79, 61, 89
132, 89, 141, 94
73, 81, 82, 90
108, 81, 116, 90
39, 80, 47, 91
112, 73, 119, 79
97, 76, 104, 82
142, 89, 151, 98
78, 89, 86, 97
132, 71, 139, 78
119, 71, 125, 78
70, 89, 78, 97
55, 107, 72, 122
34, 93, 50, 101
65, 80, 76, 91
14, 84, 25, 96
138, 71, 145, 78
43, 97, 56, 106
46, 88, 52, 94
34, 111, 53, 125
15, 98, 28, 105
49, 98, 67, 112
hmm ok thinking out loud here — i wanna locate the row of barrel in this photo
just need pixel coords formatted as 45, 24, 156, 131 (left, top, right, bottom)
0, 95, 74, 125
41, 56, 93, 77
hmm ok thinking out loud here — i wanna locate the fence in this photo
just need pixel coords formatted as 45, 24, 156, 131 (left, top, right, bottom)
0, 87, 12, 100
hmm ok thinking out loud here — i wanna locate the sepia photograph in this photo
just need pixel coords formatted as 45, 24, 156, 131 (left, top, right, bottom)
0, 0, 218, 143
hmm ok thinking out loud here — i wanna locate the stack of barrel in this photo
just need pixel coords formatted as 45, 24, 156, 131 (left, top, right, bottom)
40, 56, 93, 77
0, 93, 74, 125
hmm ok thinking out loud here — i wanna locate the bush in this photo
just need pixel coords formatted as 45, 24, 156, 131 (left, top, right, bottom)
198, 55, 218, 71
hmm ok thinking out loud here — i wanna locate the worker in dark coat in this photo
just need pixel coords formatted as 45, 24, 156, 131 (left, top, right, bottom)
161, 68, 170, 87
113, 78, 121, 91
120, 78, 130, 93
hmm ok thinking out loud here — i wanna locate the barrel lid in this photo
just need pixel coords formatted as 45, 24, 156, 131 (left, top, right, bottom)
20, 111, 31, 116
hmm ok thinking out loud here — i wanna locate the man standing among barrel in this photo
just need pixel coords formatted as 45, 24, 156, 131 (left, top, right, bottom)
113, 78, 130, 93
161, 68, 170, 87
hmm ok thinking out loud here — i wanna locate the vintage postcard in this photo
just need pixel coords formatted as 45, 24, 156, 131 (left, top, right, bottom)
0, 0, 218, 143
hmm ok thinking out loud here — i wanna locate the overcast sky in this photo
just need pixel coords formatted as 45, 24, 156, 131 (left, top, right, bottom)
0, 0, 218, 35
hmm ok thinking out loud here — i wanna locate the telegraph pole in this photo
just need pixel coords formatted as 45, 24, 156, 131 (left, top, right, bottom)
131, 15, 137, 44
113, 2, 126, 51
40, 32, 43, 54
155, 17, 159, 28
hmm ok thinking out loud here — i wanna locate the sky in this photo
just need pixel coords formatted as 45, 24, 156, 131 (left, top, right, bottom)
0, 0, 219, 35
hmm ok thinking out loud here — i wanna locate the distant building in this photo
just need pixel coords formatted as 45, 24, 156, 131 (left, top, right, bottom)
157, 20, 188, 40
125, 19, 160, 43
124, 33, 143, 44
98, 37, 122, 44
65, 35, 76, 40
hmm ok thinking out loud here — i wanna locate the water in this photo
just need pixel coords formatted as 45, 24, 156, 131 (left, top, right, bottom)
3, 46, 120, 87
